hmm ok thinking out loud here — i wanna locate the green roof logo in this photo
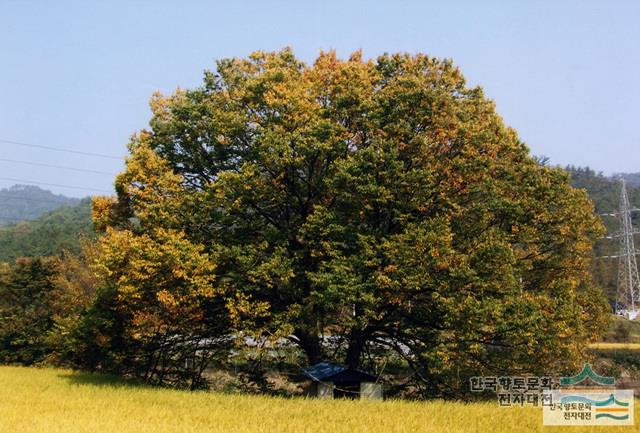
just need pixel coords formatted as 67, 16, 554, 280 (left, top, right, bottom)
560, 363, 614, 386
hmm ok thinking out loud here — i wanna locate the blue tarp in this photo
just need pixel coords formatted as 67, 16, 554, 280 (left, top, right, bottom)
302, 362, 377, 383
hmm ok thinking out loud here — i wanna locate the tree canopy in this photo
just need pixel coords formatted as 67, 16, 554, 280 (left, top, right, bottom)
84, 49, 608, 396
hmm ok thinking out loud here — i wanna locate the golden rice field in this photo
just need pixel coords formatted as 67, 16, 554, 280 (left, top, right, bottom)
589, 342, 640, 350
0, 366, 638, 433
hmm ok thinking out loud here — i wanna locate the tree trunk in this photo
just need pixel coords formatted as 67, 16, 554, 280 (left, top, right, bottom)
294, 329, 322, 365
345, 329, 365, 369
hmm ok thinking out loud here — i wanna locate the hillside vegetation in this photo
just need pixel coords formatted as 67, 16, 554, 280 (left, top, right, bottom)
0, 199, 93, 262
0, 185, 81, 225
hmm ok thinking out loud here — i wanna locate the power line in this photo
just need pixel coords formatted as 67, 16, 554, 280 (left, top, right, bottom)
0, 158, 117, 175
0, 177, 112, 194
0, 194, 87, 206
601, 210, 640, 216
0, 138, 123, 160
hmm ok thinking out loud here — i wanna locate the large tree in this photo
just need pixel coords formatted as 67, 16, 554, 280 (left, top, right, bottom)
93, 49, 608, 395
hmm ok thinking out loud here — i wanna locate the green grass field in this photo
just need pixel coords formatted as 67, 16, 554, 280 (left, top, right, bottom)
1, 366, 639, 433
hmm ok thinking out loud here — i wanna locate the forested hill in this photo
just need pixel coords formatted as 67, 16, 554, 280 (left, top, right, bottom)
0, 199, 93, 262
0, 185, 82, 225
567, 166, 640, 305
567, 167, 640, 222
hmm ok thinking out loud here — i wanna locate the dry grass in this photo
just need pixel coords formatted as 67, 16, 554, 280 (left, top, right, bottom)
589, 342, 640, 350
0, 366, 638, 433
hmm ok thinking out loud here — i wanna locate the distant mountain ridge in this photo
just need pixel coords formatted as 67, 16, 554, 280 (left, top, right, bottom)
0, 185, 83, 226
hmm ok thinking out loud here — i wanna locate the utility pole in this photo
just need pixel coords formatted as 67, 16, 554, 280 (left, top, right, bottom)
614, 179, 640, 319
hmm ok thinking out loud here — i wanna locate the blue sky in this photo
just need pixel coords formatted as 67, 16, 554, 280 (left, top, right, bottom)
1, 0, 638, 197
